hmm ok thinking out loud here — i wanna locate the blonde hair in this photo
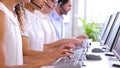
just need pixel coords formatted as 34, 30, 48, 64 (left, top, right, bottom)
15, 2, 26, 32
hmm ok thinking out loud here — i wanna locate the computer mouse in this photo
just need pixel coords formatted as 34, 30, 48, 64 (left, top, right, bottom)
92, 48, 104, 53
112, 64, 120, 67
86, 54, 102, 60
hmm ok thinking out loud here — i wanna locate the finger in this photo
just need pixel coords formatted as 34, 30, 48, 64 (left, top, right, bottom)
60, 44, 74, 49
75, 39, 83, 46
63, 49, 74, 54
60, 52, 72, 59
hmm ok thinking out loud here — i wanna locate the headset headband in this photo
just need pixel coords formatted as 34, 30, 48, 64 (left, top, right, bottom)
58, 0, 69, 6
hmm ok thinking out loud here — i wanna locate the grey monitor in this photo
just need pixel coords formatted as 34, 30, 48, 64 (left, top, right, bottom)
105, 12, 120, 51
101, 12, 118, 45
100, 15, 112, 40
112, 30, 120, 61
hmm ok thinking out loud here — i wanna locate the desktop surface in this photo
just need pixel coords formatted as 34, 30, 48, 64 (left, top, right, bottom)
40, 42, 119, 68
84, 42, 120, 68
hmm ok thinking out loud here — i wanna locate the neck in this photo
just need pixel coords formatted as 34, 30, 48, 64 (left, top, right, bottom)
40, 9, 47, 15
55, 6, 62, 16
1, 0, 18, 13
25, 3, 35, 13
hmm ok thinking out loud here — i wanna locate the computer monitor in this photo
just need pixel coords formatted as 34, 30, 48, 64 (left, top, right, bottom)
100, 12, 118, 45
104, 12, 120, 51
100, 15, 112, 40
112, 31, 120, 61
110, 24, 120, 51
111, 27, 120, 67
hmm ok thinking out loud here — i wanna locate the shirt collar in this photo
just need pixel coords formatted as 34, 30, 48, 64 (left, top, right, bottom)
52, 8, 63, 20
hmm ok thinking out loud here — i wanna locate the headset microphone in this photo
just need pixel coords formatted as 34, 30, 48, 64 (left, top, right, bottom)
58, 2, 67, 13
44, 1, 52, 9
31, 1, 42, 9
60, 5, 67, 13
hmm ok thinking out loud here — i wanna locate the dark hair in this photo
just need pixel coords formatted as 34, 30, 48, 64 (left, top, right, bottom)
58, 0, 69, 6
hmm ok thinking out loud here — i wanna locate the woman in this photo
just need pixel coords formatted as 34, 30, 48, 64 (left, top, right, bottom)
0, 0, 73, 68
33, 0, 84, 47
16, 0, 82, 57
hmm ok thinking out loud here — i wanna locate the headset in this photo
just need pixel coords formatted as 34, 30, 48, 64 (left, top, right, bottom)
44, 1, 52, 9
57, 0, 69, 13
44, 0, 58, 9
31, 0, 42, 9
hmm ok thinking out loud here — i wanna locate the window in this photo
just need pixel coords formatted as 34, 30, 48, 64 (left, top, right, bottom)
77, 0, 120, 26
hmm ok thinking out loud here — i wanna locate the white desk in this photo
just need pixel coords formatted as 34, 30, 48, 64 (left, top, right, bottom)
41, 66, 54, 68
41, 42, 120, 68
83, 42, 120, 68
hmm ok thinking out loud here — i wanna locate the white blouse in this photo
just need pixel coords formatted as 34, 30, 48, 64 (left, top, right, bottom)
22, 9, 44, 51
34, 10, 58, 44
0, 2, 23, 66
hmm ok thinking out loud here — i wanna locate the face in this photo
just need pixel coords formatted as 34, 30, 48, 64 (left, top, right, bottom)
61, 0, 72, 15
43, 0, 56, 13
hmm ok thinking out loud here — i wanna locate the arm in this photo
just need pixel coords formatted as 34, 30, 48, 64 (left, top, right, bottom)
44, 38, 83, 49
0, 6, 73, 68
0, 10, 7, 68
22, 36, 53, 57
0, 10, 25, 68
22, 44, 74, 68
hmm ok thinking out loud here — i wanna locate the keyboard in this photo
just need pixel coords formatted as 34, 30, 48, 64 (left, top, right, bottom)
54, 49, 84, 68
53, 39, 89, 68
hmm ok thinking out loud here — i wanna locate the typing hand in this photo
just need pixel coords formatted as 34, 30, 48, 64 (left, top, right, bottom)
59, 44, 74, 58
62, 38, 83, 46
76, 34, 88, 39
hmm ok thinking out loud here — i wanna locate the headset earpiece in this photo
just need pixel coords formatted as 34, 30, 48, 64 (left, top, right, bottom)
58, 0, 69, 13
58, 2, 62, 6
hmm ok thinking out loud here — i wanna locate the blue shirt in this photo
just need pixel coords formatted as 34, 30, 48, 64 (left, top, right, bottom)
48, 9, 65, 39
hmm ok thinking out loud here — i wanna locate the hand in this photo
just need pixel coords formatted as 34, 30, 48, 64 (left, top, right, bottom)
54, 44, 74, 58
74, 38, 83, 46
62, 38, 83, 46
76, 34, 88, 39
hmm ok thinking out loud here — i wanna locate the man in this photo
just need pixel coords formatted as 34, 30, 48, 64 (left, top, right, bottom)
48, 0, 87, 40
48, 0, 72, 39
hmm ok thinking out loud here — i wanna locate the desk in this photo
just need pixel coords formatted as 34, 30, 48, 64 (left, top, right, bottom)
83, 42, 119, 68
41, 42, 120, 68
41, 66, 54, 68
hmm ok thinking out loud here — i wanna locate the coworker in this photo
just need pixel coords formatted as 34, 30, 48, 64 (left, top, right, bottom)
18, 0, 83, 57
34, 0, 57, 43
48, 0, 87, 39
33, 0, 84, 45
16, 0, 74, 55
0, 0, 74, 68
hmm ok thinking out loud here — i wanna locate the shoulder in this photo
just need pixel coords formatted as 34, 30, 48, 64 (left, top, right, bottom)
0, 10, 7, 38
0, 10, 6, 18
0, 10, 7, 23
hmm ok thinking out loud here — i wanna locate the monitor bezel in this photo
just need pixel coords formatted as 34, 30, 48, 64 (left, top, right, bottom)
101, 12, 118, 45
112, 31, 120, 61
105, 12, 120, 51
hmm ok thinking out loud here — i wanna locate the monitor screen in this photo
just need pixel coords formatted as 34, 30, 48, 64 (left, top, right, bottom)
100, 15, 112, 40
105, 12, 120, 51
112, 31, 120, 61
101, 13, 117, 45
